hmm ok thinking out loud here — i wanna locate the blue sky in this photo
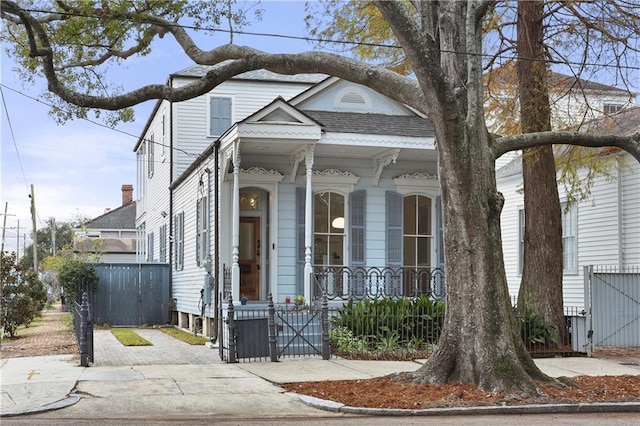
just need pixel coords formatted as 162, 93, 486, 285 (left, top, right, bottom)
1, 1, 315, 256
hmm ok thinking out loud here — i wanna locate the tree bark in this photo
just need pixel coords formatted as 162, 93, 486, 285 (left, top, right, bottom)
388, 1, 548, 394
516, 1, 567, 346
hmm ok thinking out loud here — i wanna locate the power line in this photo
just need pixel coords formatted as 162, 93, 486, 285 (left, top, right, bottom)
0, 87, 31, 193
16, 6, 640, 71
0, 84, 197, 159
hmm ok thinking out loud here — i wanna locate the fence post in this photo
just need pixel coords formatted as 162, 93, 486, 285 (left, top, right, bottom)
584, 265, 593, 357
80, 292, 89, 367
267, 293, 279, 362
321, 291, 330, 360
227, 295, 237, 363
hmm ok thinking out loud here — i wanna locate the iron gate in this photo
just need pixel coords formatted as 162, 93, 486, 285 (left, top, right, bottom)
585, 265, 640, 355
221, 293, 331, 362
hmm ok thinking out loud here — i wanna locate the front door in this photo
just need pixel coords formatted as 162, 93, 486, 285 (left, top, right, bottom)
239, 217, 261, 300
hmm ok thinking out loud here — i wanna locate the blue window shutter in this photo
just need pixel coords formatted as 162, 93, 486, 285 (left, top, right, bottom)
349, 190, 366, 267
296, 187, 305, 296
435, 196, 444, 269
210, 97, 232, 136
386, 191, 403, 268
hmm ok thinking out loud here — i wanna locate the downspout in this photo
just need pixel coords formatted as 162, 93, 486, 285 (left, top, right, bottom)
617, 157, 623, 270
212, 141, 221, 343
168, 76, 174, 306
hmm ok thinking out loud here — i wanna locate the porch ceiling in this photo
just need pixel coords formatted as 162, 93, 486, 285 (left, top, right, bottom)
238, 138, 438, 162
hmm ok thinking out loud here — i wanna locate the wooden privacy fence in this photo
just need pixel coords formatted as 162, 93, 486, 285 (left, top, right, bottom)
90, 263, 170, 326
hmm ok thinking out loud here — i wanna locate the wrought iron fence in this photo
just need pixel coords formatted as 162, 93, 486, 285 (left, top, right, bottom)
219, 293, 587, 362
220, 293, 331, 363
312, 266, 446, 301
73, 292, 94, 366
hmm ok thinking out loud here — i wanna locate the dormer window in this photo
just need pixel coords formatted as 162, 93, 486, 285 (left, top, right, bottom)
603, 103, 624, 115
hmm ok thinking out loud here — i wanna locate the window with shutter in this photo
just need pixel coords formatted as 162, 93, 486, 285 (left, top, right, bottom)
296, 188, 306, 296
349, 190, 366, 267
386, 191, 403, 268
314, 192, 345, 267
209, 97, 232, 136
174, 212, 184, 271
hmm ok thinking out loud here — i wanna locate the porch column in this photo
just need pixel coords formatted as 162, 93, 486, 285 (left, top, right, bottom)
231, 144, 241, 303
304, 147, 314, 303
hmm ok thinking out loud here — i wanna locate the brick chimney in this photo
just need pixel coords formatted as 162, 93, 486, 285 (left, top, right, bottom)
121, 184, 133, 205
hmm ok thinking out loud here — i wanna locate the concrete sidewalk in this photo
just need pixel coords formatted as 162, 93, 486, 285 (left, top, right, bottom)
2, 348, 640, 419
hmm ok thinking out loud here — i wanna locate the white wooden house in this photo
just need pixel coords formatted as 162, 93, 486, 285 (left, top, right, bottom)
135, 67, 441, 334
497, 106, 640, 309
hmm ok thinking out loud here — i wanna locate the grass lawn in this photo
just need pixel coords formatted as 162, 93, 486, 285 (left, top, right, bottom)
111, 328, 153, 346
160, 327, 209, 345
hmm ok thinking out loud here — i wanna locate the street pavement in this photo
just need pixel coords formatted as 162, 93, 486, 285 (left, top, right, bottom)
2, 327, 640, 422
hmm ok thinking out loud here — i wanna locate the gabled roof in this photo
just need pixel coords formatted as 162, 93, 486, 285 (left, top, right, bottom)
172, 64, 327, 84
303, 110, 435, 138
485, 62, 633, 95
84, 202, 136, 230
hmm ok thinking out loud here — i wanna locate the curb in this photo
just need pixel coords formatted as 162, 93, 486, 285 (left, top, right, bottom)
295, 394, 640, 416
1, 395, 81, 418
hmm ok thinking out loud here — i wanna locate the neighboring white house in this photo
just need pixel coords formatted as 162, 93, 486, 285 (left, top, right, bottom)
498, 106, 640, 309
74, 185, 137, 263
485, 65, 635, 169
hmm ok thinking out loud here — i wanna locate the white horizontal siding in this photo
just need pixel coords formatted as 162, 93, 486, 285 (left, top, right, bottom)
498, 155, 639, 309
171, 158, 213, 315
621, 155, 640, 265
499, 175, 524, 300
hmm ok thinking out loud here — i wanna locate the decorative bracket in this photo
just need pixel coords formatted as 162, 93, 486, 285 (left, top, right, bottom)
373, 149, 401, 186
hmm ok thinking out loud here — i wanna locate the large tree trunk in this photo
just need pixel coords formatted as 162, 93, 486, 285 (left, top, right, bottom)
516, 1, 567, 346
407, 1, 549, 395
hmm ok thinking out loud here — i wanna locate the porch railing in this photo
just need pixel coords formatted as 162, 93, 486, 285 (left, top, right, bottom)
312, 266, 445, 301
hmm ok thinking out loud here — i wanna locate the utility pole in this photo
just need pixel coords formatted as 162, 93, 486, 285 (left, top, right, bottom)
30, 184, 38, 274
51, 218, 56, 256
1, 201, 8, 255
17, 219, 20, 263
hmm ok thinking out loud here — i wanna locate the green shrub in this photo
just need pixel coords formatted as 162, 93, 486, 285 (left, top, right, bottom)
1, 252, 48, 337
517, 310, 558, 347
58, 257, 99, 304
331, 296, 445, 355
329, 325, 369, 354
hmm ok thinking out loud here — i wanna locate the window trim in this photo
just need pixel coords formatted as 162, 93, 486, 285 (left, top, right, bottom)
159, 224, 167, 263
147, 133, 155, 179
174, 212, 184, 271
208, 95, 234, 137
402, 194, 433, 270
517, 202, 578, 275
561, 201, 578, 274
196, 196, 209, 267
161, 111, 167, 159
313, 190, 347, 267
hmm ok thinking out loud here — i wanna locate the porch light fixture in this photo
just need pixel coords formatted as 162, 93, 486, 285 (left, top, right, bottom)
331, 217, 345, 229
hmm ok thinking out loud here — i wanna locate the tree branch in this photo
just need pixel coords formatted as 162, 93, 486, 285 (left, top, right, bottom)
494, 131, 640, 163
